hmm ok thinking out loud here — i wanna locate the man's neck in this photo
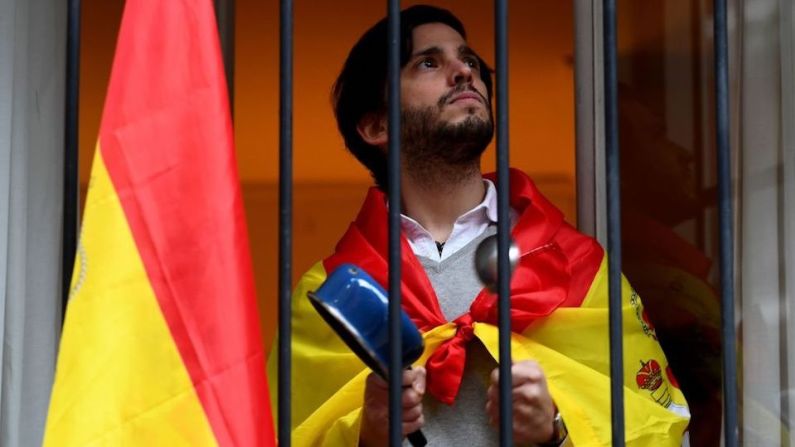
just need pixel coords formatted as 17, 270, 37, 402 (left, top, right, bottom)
400, 167, 485, 243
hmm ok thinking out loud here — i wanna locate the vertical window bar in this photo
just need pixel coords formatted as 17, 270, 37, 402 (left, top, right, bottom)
386, 1, 402, 446
494, 1, 512, 446
603, 0, 625, 445
713, 0, 738, 445
62, 0, 81, 320
278, 0, 293, 445
213, 0, 235, 116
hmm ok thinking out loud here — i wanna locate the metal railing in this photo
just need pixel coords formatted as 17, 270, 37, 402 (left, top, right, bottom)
714, 0, 738, 445
60, 0, 738, 445
62, 0, 81, 319
602, 0, 625, 444
278, 0, 294, 445
386, 0, 404, 445
493, 1, 514, 445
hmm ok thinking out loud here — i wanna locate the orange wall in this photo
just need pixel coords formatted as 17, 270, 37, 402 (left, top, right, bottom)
81, 1, 575, 183
235, 0, 575, 183
79, 0, 575, 350
78, 0, 124, 180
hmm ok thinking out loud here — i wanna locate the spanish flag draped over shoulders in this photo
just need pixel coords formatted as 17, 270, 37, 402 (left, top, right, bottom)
270, 170, 689, 446
44, 1, 274, 445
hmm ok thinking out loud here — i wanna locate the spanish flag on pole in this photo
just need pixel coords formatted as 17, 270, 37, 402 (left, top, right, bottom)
43, 1, 274, 445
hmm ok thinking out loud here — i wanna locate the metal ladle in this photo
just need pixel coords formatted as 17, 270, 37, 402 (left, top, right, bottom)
474, 233, 520, 291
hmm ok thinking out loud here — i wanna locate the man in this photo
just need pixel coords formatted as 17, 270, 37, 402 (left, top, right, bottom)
268, 6, 689, 446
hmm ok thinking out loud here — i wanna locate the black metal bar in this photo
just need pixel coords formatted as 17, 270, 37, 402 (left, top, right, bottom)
213, 0, 235, 115
691, 0, 706, 252
603, 0, 625, 445
386, 1, 402, 446
62, 0, 81, 321
278, 0, 293, 445
713, 0, 738, 445
494, 1, 512, 446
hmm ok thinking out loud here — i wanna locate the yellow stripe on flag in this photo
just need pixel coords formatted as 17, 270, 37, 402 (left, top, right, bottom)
44, 147, 216, 446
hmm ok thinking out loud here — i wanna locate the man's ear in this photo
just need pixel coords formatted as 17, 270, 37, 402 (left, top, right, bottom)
356, 113, 388, 147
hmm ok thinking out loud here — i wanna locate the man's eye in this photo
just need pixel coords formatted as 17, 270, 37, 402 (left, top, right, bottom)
464, 57, 480, 69
418, 58, 437, 69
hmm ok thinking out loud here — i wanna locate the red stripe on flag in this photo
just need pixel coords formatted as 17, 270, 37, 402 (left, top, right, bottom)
97, 1, 273, 445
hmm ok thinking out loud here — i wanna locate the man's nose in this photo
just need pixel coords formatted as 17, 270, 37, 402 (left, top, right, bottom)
449, 59, 473, 85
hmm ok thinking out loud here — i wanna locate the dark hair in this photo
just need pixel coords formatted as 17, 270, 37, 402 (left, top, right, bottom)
332, 5, 493, 190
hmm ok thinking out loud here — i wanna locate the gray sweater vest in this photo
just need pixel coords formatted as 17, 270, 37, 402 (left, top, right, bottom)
411, 226, 499, 446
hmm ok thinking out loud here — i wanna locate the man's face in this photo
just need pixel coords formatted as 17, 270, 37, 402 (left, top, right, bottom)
397, 22, 493, 176
401, 23, 491, 125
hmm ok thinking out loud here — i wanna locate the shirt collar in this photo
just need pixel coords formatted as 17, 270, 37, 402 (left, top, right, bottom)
465, 178, 499, 224
399, 179, 497, 239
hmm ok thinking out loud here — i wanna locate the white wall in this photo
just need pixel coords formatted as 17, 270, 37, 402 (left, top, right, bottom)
0, 0, 66, 445
737, 0, 795, 445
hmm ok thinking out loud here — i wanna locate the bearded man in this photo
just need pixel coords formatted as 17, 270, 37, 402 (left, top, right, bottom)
268, 5, 690, 446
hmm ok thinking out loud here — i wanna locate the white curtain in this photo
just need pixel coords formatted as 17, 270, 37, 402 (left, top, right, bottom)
0, 0, 66, 445
736, 0, 795, 445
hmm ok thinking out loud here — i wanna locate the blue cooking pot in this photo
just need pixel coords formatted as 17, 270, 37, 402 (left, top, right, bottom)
307, 263, 425, 377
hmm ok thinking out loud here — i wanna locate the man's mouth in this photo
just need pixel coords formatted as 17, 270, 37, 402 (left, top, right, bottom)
439, 86, 487, 108
448, 92, 483, 105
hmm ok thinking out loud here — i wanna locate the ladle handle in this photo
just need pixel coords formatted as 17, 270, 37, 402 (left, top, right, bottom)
407, 430, 427, 446
403, 366, 427, 446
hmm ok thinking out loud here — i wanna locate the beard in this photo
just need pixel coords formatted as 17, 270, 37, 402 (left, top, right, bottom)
400, 97, 494, 188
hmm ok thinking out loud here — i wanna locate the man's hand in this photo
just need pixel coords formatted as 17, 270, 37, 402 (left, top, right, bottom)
359, 367, 426, 447
486, 360, 556, 445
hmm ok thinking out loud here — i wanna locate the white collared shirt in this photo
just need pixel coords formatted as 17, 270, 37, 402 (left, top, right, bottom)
400, 179, 516, 261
